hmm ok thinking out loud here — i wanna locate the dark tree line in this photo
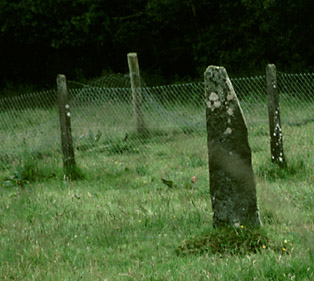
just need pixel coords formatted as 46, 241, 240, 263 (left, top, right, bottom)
0, 0, 313, 95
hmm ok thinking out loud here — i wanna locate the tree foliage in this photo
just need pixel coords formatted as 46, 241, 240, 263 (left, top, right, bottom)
0, 0, 313, 92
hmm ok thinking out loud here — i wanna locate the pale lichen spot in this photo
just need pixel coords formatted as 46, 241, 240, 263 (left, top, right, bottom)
214, 101, 221, 108
209, 92, 219, 101
66, 112, 71, 117
228, 118, 231, 124
234, 222, 241, 228
206, 100, 212, 108
227, 93, 235, 101
224, 127, 232, 134
227, 108, 234, 116
65, 104, 70, 109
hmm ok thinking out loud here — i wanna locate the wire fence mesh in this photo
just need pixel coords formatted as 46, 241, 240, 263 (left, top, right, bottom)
0, 72, 313, 171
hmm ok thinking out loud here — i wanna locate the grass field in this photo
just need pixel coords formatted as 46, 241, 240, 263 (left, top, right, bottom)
0, 90, 314, 280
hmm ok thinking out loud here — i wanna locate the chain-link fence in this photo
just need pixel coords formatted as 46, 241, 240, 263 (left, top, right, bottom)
0, 72, 313, 171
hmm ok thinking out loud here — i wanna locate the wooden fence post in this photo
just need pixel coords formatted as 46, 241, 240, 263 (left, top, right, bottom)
127, 52, 147, 137
57, 74, 76, 178
205, 66, 261, 227
266, 64, 286, 167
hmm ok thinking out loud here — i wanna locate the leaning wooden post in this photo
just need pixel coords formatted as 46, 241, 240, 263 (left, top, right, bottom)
127, 52, 146, 137
57, 74, 76, 178
266, 64, 286, 167
205, 66, 261, 228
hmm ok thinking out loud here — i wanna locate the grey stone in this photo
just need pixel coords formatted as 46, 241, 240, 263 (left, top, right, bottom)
205, 66, 261, 227
266, 64, 286, 167
57, 74, 76, 178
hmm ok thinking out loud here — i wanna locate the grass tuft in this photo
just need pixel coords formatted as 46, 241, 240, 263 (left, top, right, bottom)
256, 158, 307, 180
177, 226, 278, 256
2, 155, 59, 187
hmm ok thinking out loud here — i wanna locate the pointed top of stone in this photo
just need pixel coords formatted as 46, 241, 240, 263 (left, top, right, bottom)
205, 65, 228, 81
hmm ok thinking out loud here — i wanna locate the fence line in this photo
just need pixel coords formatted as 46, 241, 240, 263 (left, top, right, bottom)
0, 71, 313, 171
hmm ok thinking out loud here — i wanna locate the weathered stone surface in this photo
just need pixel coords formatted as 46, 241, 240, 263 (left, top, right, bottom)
127, 53, 147, 137
57, 74, 76, 177
205, 66, 261, 227
266, 64, 286, 167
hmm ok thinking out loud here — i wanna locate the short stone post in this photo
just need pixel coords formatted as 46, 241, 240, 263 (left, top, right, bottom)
127, 52, 147, 137
205, 66, 261, 228
57, 74, 76, 178
266, 64, 286, 167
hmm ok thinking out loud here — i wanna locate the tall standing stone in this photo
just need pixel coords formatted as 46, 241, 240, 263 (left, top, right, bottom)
266, 64, 286, 167
127, 53, 147, 137
205, 66, 261, 228
57, 74, 76, 178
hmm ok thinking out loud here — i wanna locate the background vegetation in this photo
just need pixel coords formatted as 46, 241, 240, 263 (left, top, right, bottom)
1, 0, 314, 94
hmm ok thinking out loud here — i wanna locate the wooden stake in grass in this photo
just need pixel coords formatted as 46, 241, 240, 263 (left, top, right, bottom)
266, 64, 286, 168
127, 52, 147, 137
205, 66, 261, 228
57, 74, 76, 178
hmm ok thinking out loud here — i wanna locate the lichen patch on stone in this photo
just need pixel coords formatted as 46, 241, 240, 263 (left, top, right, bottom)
209, 92, 219, 101
214, 101, 221, 108
227, 93, 235, 101
224, 127, 232, 134
227, 108, 234, 116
